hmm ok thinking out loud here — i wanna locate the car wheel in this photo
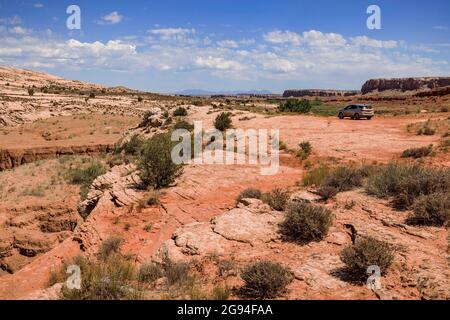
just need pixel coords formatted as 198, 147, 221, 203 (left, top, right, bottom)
367, 116, 372, 120
354, 113, 360, 120
338, 113, 344, 119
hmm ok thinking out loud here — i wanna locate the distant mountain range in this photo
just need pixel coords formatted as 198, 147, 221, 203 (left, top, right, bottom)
173, 89, 274, 96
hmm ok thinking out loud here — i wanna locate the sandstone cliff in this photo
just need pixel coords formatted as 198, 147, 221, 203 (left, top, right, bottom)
283, 89, 359, 98
361, 77, 450, 94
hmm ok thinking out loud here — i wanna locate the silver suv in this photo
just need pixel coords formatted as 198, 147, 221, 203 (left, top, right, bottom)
338, 104, 374, 120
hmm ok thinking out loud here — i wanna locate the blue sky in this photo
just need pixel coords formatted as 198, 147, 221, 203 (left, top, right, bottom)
0, 0, 449, 93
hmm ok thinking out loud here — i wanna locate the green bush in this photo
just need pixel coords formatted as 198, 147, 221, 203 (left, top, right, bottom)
163, 256, 191, 286
60, 256, 140, 300
278, 99, 311, 113
67, 161, 106, 200
407, 192, 450, 226
173, 120, 194, 131
138, 263, 164, 283
240, 261, 293, 299
280, 202, 332, 244
263, 188, 289, 211
317, 166, 364, 199
138, 133, 183, 189
89, 92, 96, 99
302, 165, 331, 186
173, 106, 188, 117
297, 141, 312, 159
114, 135, 145, 156
236, 188, 262, 203
401, 145, 433, 158
99, 236, 123, 261
366, 163, 450, 210
418, 126, 435, 136
340, 236, 394, 280
139, 111, 156, 128
214, 112, 233, 131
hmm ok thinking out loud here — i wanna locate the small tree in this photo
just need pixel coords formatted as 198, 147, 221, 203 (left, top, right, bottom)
214, 112, 233, 131
173, 106, 188, 117
138, 133, 183, 188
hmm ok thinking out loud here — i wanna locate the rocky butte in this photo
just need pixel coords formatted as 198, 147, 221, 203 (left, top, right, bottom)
361, 77, 450, 94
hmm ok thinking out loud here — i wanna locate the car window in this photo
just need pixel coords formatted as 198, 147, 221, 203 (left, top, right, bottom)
350, 105, 357, 109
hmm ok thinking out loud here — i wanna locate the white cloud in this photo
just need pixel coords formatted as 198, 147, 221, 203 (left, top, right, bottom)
218, 40, 239, 48
351, 36, 397, 49
433, 25, 448, 30
0, 15, 22, 25
99, 11, 123, 25
195, 56, 244, 71
34, 2, 44, 8
8, 26, 31, 35
0, 27, 448, 89
263, 30, 302, 45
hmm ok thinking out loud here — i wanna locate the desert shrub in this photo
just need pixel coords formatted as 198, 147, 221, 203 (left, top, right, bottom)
340, 236, 394, 280
407, 192, 450, 226
280, 202, 332, 244
99, 236, 123, 261
240, 261, 293, 299
302, 165, 330, 186
278, 140, 287, 151
317, 185, 339, 200
139, 111, 155, 128
173, 120, 194, 131
163, 256, 191, 286
67, 161, 106, 200
114, 134, 145, 156
441, 139, 450, 149
173, 106, 188, 117
138, 133, 183, 189
236, 188, 262, 203
28, 88, 34, 96
418, 126, 435, 136
278, 99, 311, 113
401, 145, 433, 158
138, 263, 164, 283
366, 163, 450, 209
162, 110, 170, 118
89, 92, 95, 99
214, 112, 233, 131
440, 106, 449, 113
139, 189, 160, 207
316, 166, 364, 199
211, 285, 231, 300
297, 141, 312, 159
137, 96, 143, 102
60, 256, 140, 300
263, 188, 289, 211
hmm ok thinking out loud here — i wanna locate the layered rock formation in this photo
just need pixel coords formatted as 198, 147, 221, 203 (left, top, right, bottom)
0, 144, 113, 171
283, 89, 359, 98
361, 77, 450, 94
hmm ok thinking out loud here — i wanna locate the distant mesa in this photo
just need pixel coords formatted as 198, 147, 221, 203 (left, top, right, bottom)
361, 77, 450, 95
282, 89, 359, 98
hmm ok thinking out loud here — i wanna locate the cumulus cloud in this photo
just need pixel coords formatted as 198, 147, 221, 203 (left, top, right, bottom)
263, 30, 302, 45
98, 11, 123, 25
0, 16, 22, 25
195, 56, 244, 70
351, 36, 397, 49
8, 26, 31, 35
0, 27, 448, 89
